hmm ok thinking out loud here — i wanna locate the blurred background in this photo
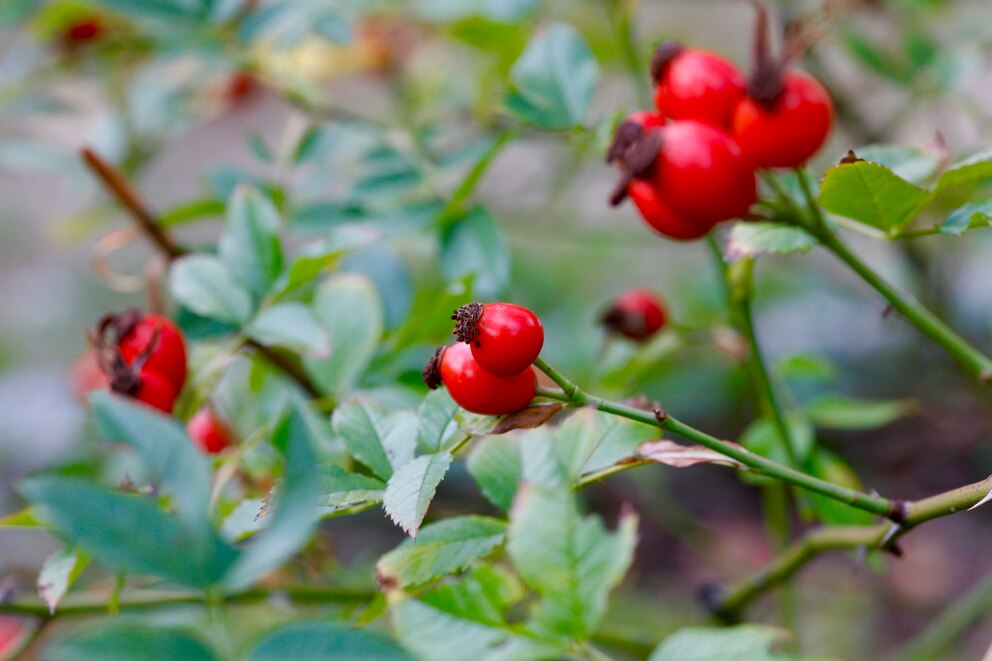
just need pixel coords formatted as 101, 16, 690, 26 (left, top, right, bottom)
2, 0, 992, 658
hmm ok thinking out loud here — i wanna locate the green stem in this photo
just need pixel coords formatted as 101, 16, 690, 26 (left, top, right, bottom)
895, 566, 992, 661
709, 476, 992, 620
712, 524, 889, 620
0, 586, 371, 619
797, 172, 992, 384
531, 357, 895, 517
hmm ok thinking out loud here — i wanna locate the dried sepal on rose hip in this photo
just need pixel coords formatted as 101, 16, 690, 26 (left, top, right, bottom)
602, 289, 668, 341
651, 40, 746, 129
731, 0, 834, 168
422, 343, 536, 416
187, 406, 236, 454
107, 310, 188, 393
450, 302, 544, 377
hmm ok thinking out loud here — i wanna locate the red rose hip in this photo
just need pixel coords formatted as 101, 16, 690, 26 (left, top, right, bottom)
423, 343, 536, 416
115, 312, 188, 393
628, 179, 716, 241
652, 120, 756, 223
187, 407, 236, 454
732, 70, 833, 168
602, 289, 668, 341
131, 369, 177, 414
451, 303, 544, 377
652, 42, 746, 129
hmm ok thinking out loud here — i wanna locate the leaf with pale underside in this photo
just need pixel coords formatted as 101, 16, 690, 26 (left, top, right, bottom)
636, 440, 746, 469
383, 452, 453, 538
37, 547, 90, 614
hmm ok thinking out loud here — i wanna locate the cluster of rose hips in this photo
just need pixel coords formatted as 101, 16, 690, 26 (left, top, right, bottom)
608, 14, 833, 240
423, 303, 544, 416
72, 310, 234, 454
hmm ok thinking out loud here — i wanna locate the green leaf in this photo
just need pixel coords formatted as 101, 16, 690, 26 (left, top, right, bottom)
419, 564, 524, 626
159, 198, 226, 228
413, 0, 539, 23
220, 498, 265, 542
805, 393, 916, 430
247, 303, 330, 357
727, 223, 817, 259
806, 449, 874, 526
507, 487, 638, 640
505, 22, 598, 129
777, 354, 837, 382
818, 160, 932, 232
248, 133, 274, 163
249, 622, 410, 661
941, 198, 992, 236
934, 148, 992, 194
392, 598, 561, 661
42, 625, 217, 661
855, 145, 941, 185
223, 407, 322, 589
467, 412, 655, 510
467, 434, 523, 512
417, 388, 462, 453
739, 414, 815, 471
37, 548, 90, 615
332, 400, 418, 482
318, 466, 385, 515
22, 477, 235, 588
441, 208, 510, 300
307, 274, 384, 395
551, 409, 657, 479
648, 625, 790, 661
91, 393, 211, 532
383, 452, 454, 538
275, 245, 346, 295
0, 506, 43, 527
91, 0, 201, 21
377, 516, 506, 588
169, 254, 253, 324
220, 185, 284, 297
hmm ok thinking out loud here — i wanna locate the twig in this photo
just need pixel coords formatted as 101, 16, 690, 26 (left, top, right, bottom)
533, 357, 895, 518
80, 148, 186, 261
704, 475, 992, 620
244, 339, 322, 399
0, 585, 371, 619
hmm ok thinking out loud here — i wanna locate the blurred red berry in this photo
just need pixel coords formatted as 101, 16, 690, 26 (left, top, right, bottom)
187, 407, 236, 454
116, 312, 188, 394
602, 289, 668, 341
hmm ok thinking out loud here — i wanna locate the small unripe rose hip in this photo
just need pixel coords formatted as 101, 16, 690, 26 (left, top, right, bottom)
602, 289, 668, 341
451, 302, 544, 377
187, 407, 236, 454
422, 343, 536, 416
